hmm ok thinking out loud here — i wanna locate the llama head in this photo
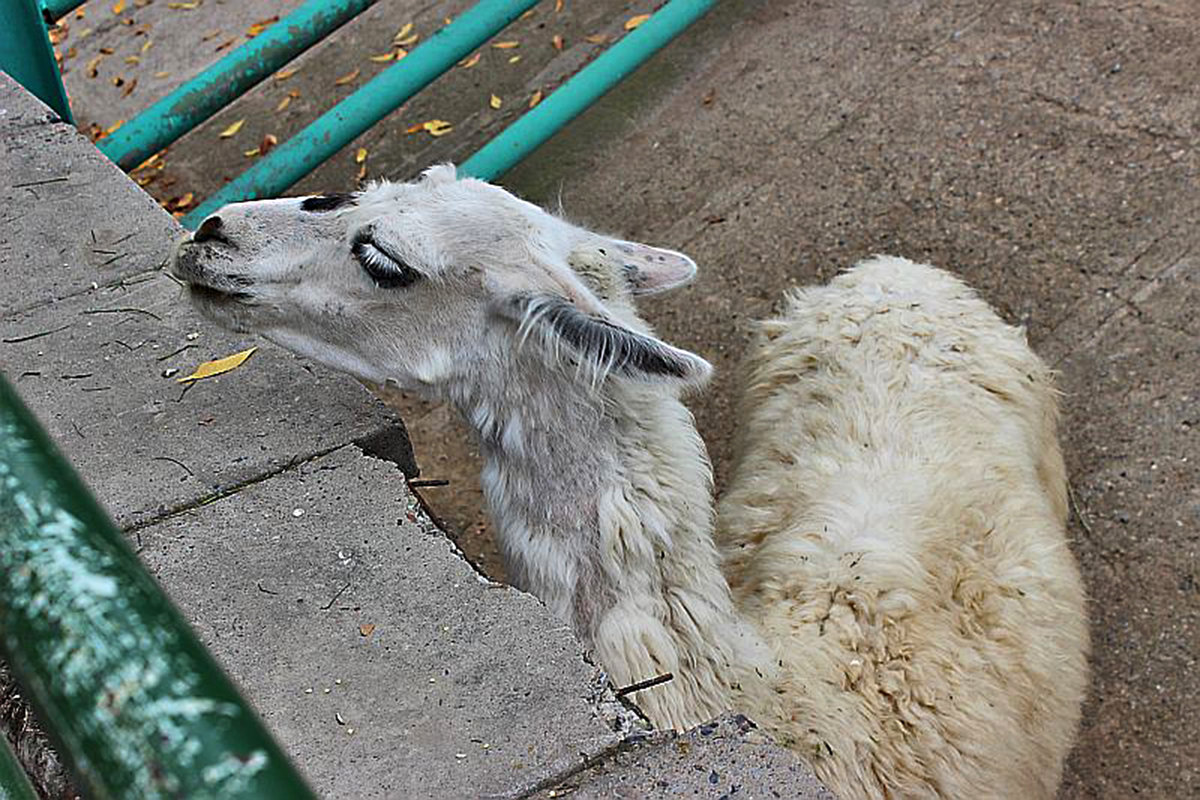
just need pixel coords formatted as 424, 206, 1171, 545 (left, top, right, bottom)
170, 164, 709, 396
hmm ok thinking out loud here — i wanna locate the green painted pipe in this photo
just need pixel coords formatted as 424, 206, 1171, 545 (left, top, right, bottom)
39, 0, 83, 21
0, 375, 316, 800
0, 0, 74, 123
0, 737, 38, 800
182, 0, 541, 228
99, 0, 377, 171
460, 0, 718, 181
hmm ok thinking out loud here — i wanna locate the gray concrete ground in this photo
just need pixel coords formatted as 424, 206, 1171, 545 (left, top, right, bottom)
8, 0, 1198, 796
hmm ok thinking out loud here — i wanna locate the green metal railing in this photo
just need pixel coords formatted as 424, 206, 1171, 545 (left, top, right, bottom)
0, 375, 316, 799
0, 737, 38, 800
1, 0, 718, 793
98, 0, 379, 170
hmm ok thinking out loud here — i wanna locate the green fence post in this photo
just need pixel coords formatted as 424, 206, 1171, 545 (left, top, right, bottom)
0, 374, 317, 799
0, 0, 74, 123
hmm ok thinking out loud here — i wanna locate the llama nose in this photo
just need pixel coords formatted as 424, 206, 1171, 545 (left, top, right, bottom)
193, 215, 226, 244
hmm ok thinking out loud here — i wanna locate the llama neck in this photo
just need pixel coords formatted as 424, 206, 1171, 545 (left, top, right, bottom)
451, 367, 762, 729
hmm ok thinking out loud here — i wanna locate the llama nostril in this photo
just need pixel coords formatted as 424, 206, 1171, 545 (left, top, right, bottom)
193, 215, 227, 244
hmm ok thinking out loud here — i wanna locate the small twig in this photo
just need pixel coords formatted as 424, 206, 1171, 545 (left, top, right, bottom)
615, 672, 674, 697
60, 373, 94, 380
409, 478, 450, 488
257, 581, 279, 596
82, 306, 161, 321
3, 324, 72, 344
151, 455, 194, 477
321, 583, 351, 610
13, 176, 69, 188
80, 386, 112, 392
112, 231, 138, 245
99, 253, 129, 268
71, 421, 85, 439
174, 382, 195, 403
157, 343, 197, 362
1068, 484, 1095, 538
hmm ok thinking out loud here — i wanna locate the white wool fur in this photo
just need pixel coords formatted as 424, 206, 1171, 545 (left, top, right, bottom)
172, 171, 1089, 800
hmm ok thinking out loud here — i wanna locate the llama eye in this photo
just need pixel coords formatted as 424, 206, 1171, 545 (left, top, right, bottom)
351, 232, 421, 289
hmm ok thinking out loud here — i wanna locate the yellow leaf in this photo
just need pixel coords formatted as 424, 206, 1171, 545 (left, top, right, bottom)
167, 1, 198, 8
584, 33, 608, 44
141, 39, 153, 52
528, 89, 542, 108
178, 348, 258, 383
551, 34, 564, 51
112, 0, 126, 14
393, 22, 413, 41
105, 118, 125, 134
355, 147, 368, 163
489, 93, 502, 110
423, 119, 453, 137
125, 55, 140, 65
369, 51, 395, 62
218, 118, 245, 138
274, 67, 298, 81
154, 70, 171, 78
275, 94, 292, 112
246, 15, 278, 37
444, 16, 452, 25
492, 40, 519, 49
508, 54, 521, 64
395, 33, 419, 47
334, 68, 360, 86
625, 13, 651, 30
243, 147, 260, 157
458, 52, 481, 68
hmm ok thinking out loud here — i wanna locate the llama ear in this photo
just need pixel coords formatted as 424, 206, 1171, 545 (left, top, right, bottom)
609, 239, 698, 295
499, 293, 712, 387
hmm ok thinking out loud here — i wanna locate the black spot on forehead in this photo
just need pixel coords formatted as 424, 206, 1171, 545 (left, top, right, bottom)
301, 193, 356, 213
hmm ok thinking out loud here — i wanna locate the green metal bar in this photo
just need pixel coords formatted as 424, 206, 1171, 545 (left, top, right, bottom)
0, 0, 74, 123
99, 0, 378, 170
182, 0, 542, 228
0, 375, 316, 800
460, 0, 717, 181
0, 737, 38, 800
39, 0, 83, 22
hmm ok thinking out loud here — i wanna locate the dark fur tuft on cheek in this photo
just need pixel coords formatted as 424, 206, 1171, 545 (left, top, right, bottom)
301, 193, 356, 213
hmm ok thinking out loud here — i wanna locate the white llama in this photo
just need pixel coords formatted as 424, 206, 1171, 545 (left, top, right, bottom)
170, 165, 1089, 799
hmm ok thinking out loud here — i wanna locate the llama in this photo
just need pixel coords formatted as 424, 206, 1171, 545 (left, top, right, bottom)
170, 165, 1089, 799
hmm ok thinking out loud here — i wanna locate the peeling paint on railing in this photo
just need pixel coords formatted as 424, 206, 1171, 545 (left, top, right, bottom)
0, 374, 315, 799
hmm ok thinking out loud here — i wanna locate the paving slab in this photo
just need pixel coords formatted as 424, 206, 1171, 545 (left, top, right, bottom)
135, 445, 636, 800
0, 72, 178, 315
530, 715, 835, 800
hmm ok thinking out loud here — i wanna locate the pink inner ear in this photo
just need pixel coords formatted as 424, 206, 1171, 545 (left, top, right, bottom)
614, 240, 698, 294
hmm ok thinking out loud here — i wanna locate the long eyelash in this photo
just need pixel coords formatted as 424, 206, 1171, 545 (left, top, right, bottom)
351, 234, 421, 289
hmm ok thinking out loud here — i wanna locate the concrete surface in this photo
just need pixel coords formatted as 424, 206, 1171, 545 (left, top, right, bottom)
14, 0, 1200, 797
0, 53, 831, 800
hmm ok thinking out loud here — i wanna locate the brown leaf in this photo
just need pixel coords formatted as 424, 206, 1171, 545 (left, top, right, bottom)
492, 40, 519, 49
218, 118, 245, 138
86, 54, 104, 77
359, 623, 376, 637
423, 119, 453, 137
528, 89, 543, 109
124, 55, 140, 65
404, 122, 425, 134
153, 70, 170, 78
555, 0, 564, 11
273, 67, 298, 82
334, 68, 360, 86
112, 0, 126, 15
259, 134, 278, 156
122, 76, 137, 97
458, 52, 481, 69
551, 34, 564, 51
625, 13, 651, 30
105, 119, 125, 134
215, 38, 236, 52
167, 2, 199, 8
584, 33, 608, 44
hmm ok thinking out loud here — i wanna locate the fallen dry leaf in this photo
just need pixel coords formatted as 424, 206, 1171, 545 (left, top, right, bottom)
458, 52, 481, 68
625, 13, 651, 30
359, 624, 376, 637
275, 91, 297, 112
134, 152, 162, 171
334, 68, 360, 86
423, 119, 453, 136
105, 119, 125, 134
215, 38, 236, 52
112, 0, 125, 14
201, 29, 220, 41
492, 40, 519, 49
369, 51, 396, 62
551, 34, 564, 51
86, 54, 104, 77
584, 33, 608, 44
355, 147, 368, 164
111, 75, 125, 87
508, 54, 521, 64
125, 55, 139, 65
259, 133, 278, 155
122, 77, 138, 97
246, 15, 279, 38
166, 191, 194, 211
167, 2, 198, 9
141, 38, 153, 52
395, 32, 419, 47
243, 147, 260, 158
153, 70, 170, 78
489, 93, 502, 110
99, 47, 114, 54
555, 0, 564, 11
393, 22, 413, 41
178, 347, 257, 383
405, 122, 425, 134
218, 119, 245, 138
356, 162, 367, 181
528, 89, 543, 108
273, 67, 298, 82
